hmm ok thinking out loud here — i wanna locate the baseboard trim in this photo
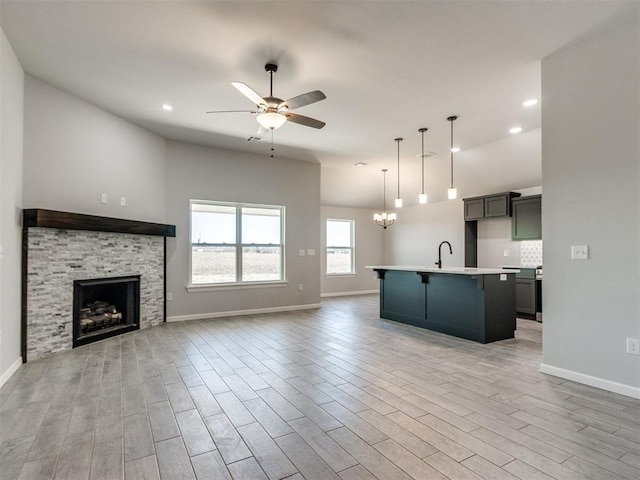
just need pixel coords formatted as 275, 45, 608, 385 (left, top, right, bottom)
321, 290, 379, 298
167, 303, 322, 322
539, 363, 640, 400
0, 357, 23, 389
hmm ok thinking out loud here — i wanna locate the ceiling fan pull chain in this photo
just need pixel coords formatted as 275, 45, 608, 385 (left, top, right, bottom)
270, 129, 275, 158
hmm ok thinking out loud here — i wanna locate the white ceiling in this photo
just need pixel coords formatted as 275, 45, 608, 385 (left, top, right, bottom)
1, 1, 633, 207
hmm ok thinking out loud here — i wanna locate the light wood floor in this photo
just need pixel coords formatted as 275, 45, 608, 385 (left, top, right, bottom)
1, 295, 639, 480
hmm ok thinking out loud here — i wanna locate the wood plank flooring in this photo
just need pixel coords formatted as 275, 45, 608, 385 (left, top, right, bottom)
1, 295, 639, 479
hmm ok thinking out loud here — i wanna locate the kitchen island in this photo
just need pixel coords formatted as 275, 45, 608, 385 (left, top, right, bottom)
368, 266, 518, 343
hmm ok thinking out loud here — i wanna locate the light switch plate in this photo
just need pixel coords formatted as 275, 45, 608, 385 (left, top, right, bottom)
299, 249, 305, 256
307, 249, 316, 256
571, 245, 589, 260
101, 193, 108, 204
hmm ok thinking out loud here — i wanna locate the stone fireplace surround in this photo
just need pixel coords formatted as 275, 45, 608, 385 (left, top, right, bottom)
22, 209, 176, 362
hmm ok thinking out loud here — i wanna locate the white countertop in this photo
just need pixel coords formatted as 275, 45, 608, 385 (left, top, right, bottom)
366, 265, 519, 275
501, 265, 539, 269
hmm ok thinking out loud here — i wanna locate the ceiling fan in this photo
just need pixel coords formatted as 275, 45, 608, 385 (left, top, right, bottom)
207, 63, 326, 133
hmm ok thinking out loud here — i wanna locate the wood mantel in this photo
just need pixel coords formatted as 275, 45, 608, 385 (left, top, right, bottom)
23, 209, 176, 237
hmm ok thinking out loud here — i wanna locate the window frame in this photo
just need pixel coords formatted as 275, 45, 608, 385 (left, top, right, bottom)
189, 200, 286, 289
325, 218, 356, 276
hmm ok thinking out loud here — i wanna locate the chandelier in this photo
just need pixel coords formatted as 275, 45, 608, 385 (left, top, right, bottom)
373, 169, 396, 229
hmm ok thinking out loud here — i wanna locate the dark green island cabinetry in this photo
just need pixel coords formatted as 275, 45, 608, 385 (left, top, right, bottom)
370, 266, 517, 343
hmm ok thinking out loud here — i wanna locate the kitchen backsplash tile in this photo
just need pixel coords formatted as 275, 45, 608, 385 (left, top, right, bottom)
520, 240, 543, 266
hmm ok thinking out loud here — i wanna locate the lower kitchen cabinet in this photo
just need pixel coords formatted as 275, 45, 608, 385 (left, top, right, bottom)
515, 278, 536, 316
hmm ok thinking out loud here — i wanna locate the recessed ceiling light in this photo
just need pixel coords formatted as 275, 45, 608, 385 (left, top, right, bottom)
162, 104, 173, 111
510, 126, 523, 134
523, 99, 538, 107
451, 146, 461, 153
354, 162, 367, 167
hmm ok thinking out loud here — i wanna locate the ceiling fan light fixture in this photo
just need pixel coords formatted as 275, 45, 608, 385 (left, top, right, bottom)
448, 187, 458, 200
419, 193, 428, 204
257, 112, 287, 130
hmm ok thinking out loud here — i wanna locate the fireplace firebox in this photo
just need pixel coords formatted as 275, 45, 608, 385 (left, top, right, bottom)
73, 275, 140, 347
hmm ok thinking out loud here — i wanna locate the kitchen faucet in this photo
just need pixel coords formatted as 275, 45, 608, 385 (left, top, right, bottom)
436, 241, 452, 269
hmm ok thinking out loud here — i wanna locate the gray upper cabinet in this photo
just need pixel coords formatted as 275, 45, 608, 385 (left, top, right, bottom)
463, 192, 521, 221
512, 195, 542, 240
464, 198, 485, 220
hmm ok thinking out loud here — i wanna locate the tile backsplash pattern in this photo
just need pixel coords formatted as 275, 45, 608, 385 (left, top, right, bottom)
520, 240, 543, 266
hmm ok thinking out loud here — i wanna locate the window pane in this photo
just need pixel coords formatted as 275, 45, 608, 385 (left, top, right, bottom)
327, 248, 352, 274
192, 246, 236, 284
242, 246, 281, 282
327, 220, 352, 247
242, 207, 281, 244
191, 204, 236, 244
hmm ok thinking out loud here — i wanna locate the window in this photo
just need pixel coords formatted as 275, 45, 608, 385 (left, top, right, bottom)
326, 219, 355, 275
190, 201, 284, 285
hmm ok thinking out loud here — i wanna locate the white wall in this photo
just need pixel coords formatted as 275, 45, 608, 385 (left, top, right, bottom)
386, 200, 465, 267
23, 76, 166, 223
0, 28, 24, 385
541, 15, 640, 396
321, 205, 383, 296
165, 141, 321, 319
477, 217, 520, 268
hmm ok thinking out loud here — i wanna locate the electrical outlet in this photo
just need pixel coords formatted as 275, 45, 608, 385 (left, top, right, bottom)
167, 292, 173, 301
101, 193, 108, 204
298, 283, 304, 291
627, 337, 640, 355
120, 197, 126, 207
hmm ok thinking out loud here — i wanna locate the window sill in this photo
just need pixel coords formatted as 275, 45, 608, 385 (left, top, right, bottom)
187, 281, 288, 293
325, 273, 357, 278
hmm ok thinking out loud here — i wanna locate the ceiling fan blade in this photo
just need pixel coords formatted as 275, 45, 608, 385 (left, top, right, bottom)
285, 112, 326, 129
206, 109, 258, 114
280, 90, 326, 110
231, 81, 267, 107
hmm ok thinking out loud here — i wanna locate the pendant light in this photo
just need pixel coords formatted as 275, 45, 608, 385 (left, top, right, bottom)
418, 128, 428, 204
394, 138, 403, 208
373, 169, 396, 229
447, 115, 458, 200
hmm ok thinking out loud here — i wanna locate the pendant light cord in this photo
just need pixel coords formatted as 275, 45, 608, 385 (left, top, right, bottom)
397, 140, 400, 198
450, 119, 454, 188
420, 129, 425, 194
382, 169, 387, 211
422, 132, 425, 193
447, 116, 457, 189
395, 138, 403, 199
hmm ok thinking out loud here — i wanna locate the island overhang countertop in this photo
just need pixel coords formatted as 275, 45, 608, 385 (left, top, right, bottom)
366, 265, 519, 275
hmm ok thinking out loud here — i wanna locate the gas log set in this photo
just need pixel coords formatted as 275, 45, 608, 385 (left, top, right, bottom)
79, 300, 124, 333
